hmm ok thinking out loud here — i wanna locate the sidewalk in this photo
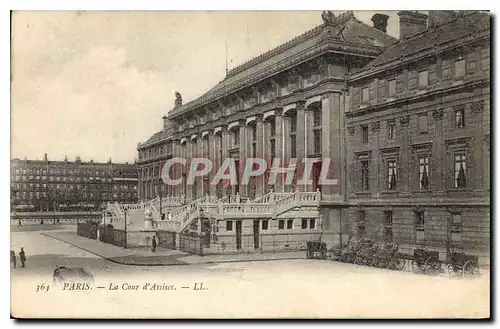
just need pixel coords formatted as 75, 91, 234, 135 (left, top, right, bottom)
42, 231, 305, 266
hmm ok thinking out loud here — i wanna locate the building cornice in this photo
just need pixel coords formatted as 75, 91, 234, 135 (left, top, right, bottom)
348, 31, 490, 83
346, 77, 489, 118
168, 39, 382, 119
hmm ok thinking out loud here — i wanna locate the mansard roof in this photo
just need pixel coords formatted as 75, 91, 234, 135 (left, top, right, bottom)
350, 11, 490, 81
140, 130, 171, 149
167, 11, 396, 118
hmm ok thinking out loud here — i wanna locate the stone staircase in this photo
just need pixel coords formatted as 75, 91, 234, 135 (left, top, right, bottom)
105, 189, 321, 234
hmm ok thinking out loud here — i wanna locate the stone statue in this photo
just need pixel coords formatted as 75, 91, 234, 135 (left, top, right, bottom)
321, 10, 336, 24
174, 92, 182, 108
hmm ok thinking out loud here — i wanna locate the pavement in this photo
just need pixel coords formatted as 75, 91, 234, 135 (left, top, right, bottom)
41, 231, 305, 266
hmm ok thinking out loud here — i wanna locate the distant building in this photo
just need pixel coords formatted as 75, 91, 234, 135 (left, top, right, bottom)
10, 155, 138, 212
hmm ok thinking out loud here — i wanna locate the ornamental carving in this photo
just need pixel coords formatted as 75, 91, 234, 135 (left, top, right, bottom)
347, 126, 355, 135
432, 109, 444, 120
470, 101, 484, 114
371, 121, 380, 132
400, 116, 409, 126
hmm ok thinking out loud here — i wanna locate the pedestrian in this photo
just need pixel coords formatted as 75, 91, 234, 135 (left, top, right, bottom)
18, 219, 22, 228
10, 250, 16, 269
19, 247, 26, 268
151, 235, 156, 253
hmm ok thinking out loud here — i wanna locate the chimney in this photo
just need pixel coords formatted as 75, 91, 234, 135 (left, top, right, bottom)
398, 11, 428, 40
371, 13, 389, 33
44, 153, 48, 161
427, 10, 455, 28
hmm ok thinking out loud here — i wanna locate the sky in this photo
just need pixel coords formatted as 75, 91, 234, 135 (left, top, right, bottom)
11, 11, 399, 164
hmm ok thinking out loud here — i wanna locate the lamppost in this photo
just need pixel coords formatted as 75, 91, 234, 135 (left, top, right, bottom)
157, 180, 163, 220
123, 208, 128, 249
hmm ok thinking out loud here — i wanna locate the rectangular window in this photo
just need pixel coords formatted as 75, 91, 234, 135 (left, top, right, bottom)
290, 135, 297, 158
226, 220, 233, 231
389, 79, 396, 97
454, 153, 467, 188
454, 58, 466, 79
418, 114, 428, 133
269, 120, 276, 137
278, 220, 285, 230
301, 218, 308, 229
388, 121, 396, 140
309, 219, 315, 229
313, 130, 322, 154
252, 125, 257, 141
361, 160, 369, 191
313, 109, 322, 127
384, 211, 393, 226
418, 70, 429, 88
362, 126, 369, 144
384, 226, 393, 243
287, 219, 293, 230
233, 130, 239, 146
262, 220, 269, 230
362, 87, 369, 102
290, 114, 297, 133
357, 225, 366, 238
387, 160, 397, 190
415, 211, 425, 229
419, 156, 430, 190
455, 108, 465, 129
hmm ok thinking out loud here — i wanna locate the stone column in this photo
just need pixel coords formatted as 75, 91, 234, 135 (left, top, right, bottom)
238, 120, 247, 198
255, 115, 265, 197
282, 114, 291, 192
274, 110, 284, 192
207, 132, 217, 197
320, 93, 343, 198
295, 102, 306, 191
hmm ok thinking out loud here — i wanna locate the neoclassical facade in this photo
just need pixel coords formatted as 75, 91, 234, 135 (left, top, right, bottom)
138, 11, 395, 203
133, 11, 490, 256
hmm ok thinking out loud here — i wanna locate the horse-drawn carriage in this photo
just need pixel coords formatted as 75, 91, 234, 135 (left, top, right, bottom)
306, 241, 328, 259
447, 251, 480, 277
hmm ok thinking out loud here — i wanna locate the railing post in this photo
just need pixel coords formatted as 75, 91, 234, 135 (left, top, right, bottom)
316, 188, 321, 204
295, 187, 301, 206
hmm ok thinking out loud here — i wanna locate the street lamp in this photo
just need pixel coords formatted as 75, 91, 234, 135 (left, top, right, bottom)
123, 208, 128, 249
156, 181, 163, 220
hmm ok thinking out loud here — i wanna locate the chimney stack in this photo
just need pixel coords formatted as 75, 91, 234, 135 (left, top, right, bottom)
371, 13, 389, 33
427, 10, 455, 28
398, 11, 428, 40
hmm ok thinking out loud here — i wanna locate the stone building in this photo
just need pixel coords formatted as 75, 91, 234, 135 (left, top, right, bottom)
345, 11, 490, 261
127, 10, 490, 257
11, 155, 138, 212
135, 11, 397, 252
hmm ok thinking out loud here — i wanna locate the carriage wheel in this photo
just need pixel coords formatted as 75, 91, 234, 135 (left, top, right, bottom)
447, 263, 462, 277
306, 250, 313, 259
463, 260, 479, 277
424, 256, 442, 276
411, 260, 420, 273
320, 251, 326, 259
395, 258, 406, 271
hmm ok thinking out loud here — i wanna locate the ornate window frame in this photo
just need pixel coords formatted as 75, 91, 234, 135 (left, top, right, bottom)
444, 137, 472, 190
380, 147, 400, 192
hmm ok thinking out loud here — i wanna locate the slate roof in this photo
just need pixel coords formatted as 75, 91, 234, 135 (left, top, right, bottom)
169, 11, 397, 117
141, 130, 170, 148
364, 11, 490, 70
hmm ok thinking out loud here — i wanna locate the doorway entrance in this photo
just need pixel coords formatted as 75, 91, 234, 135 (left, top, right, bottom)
253, 220, 260, 249
236, 220, 242, 250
